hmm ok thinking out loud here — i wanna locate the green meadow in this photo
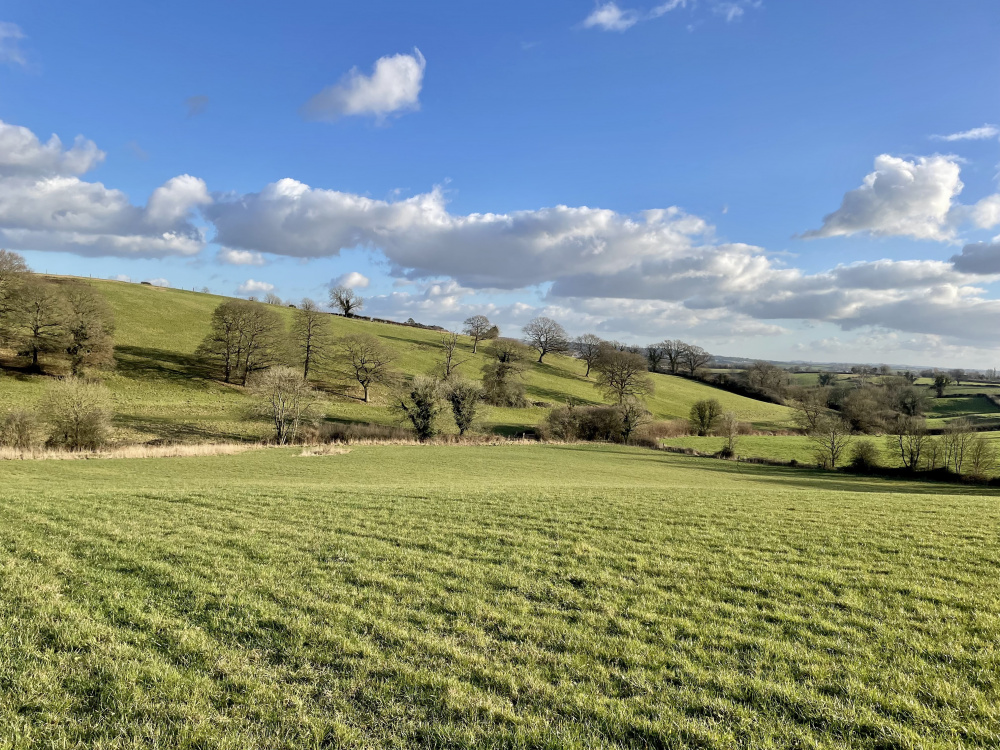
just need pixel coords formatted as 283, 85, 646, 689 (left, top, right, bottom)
1, 444, 998, 748
0, 278, 795, 442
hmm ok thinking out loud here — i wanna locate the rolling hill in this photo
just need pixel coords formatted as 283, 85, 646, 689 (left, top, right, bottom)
0, 277, 796, 443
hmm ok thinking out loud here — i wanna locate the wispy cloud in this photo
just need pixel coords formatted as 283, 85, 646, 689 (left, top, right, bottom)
583, 3, 640, 32
582, 0, 756, 32
0, 22, 27, 67
932, 125, 999, 142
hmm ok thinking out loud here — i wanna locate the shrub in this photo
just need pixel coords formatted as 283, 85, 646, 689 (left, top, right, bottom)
311, 422, 413, 443
849, 439, 881, 471
0, 409, 45, 450
394, 377, 444, 441
540, 404, 625, 443
689, 399, 722, 436
45, 378, 113, 451
446, 380, 482, 435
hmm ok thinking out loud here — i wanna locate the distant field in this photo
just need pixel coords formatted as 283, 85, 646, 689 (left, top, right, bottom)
0, 444, 997, 748
925, 395, 1000, 429
0, 278, 796, 441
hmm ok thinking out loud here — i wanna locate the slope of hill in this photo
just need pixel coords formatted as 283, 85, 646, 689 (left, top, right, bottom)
0, 277, 795, 443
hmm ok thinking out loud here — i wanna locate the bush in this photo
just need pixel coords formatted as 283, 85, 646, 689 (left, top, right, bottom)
446, 380, 482, 435
540, 404, 625, 443
45, 378, 113, 450
310, 422, 413, 443
689, 399, 722, 436
395, 377, 444, 441
0, 409, 45, 450
639, 419, 691, 439
849, 439, 881, 471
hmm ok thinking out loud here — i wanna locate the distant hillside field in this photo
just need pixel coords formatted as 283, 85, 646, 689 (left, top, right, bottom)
0, 278, 796, 443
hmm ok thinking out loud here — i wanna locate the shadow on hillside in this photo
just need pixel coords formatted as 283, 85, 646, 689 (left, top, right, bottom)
115, 415, 251, 443
115, 346, 212, 385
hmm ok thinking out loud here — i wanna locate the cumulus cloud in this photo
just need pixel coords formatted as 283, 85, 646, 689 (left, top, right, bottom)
218, 247, 265, 266
802, 154, 964, 241
206, 178, 710, 289
968, 194, 1000, 230
950, 242, 1000, 275
932, 125, 999, 142
0, 22, 26, 67
302, 49, 426, 122
583, 3, 640, 31
237, 279, 274, 295
0, 120, 210, 257
334, 271, 370, 289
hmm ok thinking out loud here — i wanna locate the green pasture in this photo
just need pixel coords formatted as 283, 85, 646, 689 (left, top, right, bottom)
0, 444, 998, 748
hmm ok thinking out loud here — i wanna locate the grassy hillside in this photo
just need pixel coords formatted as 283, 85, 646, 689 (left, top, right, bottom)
0, 278, 795, 442
0, 444, 996, 748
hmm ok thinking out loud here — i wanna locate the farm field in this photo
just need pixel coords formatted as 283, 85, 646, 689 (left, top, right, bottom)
0, 444, 997, 748
0, 278, 796, 441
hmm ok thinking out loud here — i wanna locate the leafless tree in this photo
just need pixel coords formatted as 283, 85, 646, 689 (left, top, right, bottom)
689, 398, 722, 436
948, 368, 966, 387
966, 434, 998, 479
291, 298, 330, 380
792, 389, 828, 432
264, 292, 283, 306
438, 331, 469, 379
338, 333, 395, 402
329, 285, 364, 317
593, 346, 654, 404
45, 378, 113, 451
63, 284, 115, 375
809, 415, 853, 469
717, 411, 741, 456
0, 249, 29, 319
745, 361, 789, 397
680, 344, 712, 376
462, 315, 494, 353
575, 333, 603, 377
885, 415, 927, 471
851, 365, 877, 387
7, 278, 69, 373
249, 366, 318, 444
522, 316, 570, 363
198, 299, 286, 385
661, 339, 687, 375
646, 344, 666, 373
618, 397, 651, 444
942, 418, 974, 474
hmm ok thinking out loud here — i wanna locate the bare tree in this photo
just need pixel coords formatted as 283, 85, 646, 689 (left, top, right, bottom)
249, 366, 318, 444
291, 298, 330, 380
942, 418, 974, 474
198, 299, 285, 385
438, 331, 469, 379
966, 434, 998, 479
446, 379, 482, 435
462, 315, 494, 354
63, 284, 115, 375
948, 368, 966, 387
680, 344, 712, 376
618, 397, 651, 444
745, 361, 789, 397
264, 292, 283, 306
0, 249, 29, 319
689, 398, 722, 436
593, 346, 654, 404
885, 415, 927, 471
329, 285, 364, 317
717, 411, 741, 456
394, 376, 443, 440
522, 316, 570, 363
851, 365, 878, 387
809, 415, 853, 469
7, 278, 69, 373
662, 339, 687, 375
338, 333, 395, 402
575, 333, 603, 377
792, 389, 828, 432
646, 344, 666, 373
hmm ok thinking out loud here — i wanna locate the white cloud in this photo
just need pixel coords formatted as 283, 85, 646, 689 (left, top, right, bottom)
968, 194, 1000, 230
932, 125, 999, 142
143, 278, 169, 287
0, 22, 26, 67
237, 279, 274, 295
302, 49, 426, 122
651, 0, 687, 16
802, 154, 964, 241
113, 274, 131, 282
206, 178, 711, 288
0, 120, 210, 257
334, 271, 370, 289
583, 3, 639, 31
218, 247, 266, 266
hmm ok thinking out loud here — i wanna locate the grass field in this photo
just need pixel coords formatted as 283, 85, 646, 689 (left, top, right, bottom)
0, 444, 997, 748
925, 396, 1000, 429
0, 278, 795, 442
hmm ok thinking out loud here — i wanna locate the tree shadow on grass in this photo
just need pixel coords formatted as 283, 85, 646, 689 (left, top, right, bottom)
114, 415, 254, 444
114, 345, 213, 385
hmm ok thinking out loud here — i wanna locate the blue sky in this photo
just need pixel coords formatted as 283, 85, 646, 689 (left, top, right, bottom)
1, 1, 999, 366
